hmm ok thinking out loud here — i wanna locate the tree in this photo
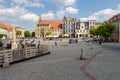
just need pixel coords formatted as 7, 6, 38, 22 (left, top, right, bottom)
0, 34, 7, 39
16, 30, 22, 35
89, 27, 99, 36
45, 31, 52, 36
59, 33, 63, 38
24, 31, 31, 37
98, 23, 116, 38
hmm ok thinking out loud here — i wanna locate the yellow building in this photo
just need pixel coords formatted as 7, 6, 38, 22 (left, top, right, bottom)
35, 24, 50, 38
16, 27, 26, 38
35, 17, 62, 38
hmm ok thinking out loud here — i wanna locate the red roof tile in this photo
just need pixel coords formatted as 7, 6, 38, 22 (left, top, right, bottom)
40, 20, 62, 30
0, 23, 13, 31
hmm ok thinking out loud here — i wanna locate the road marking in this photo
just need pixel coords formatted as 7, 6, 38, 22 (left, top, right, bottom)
80, 49, 102, 80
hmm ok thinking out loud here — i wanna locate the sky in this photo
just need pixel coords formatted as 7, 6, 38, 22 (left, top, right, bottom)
0, 0, 120, 31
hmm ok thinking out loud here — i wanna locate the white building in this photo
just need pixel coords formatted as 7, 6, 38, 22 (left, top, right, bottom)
76, 21, 89, 38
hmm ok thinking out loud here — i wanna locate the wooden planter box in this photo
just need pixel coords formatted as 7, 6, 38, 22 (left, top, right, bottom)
40, 44, 50, 54
0, 50, 13, 65
24, 46, 36, 58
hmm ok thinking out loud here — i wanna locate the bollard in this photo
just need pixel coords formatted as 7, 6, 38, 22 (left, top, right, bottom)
2, 53, 9, 68
80, 48, 86, 60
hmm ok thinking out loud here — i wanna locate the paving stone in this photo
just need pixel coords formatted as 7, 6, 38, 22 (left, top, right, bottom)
0, 40, 119, 80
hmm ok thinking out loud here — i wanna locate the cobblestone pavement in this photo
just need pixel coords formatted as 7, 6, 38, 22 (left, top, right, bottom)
0, 41, 120, 80
86, 42, 120, 80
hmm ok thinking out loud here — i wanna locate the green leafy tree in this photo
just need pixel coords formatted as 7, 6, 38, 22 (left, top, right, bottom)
98, 23, 116, 38
0, 34, 7, 39
16, 30, 22, 35
90, 27, 99, 36
45, 31, 52, 36
59, 33, 63, 38
24, 31, 31, 37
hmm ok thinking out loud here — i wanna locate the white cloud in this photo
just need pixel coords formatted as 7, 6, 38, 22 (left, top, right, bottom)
0, 0, 4, 2
57, 7, 79, 18
0, 7, 26, 20
19, 13, 38, 23
65, 0, 76, 6
0, 6, 38, 30
41, 11, 55, 19
80, 5, 120, 22
80, 18, 88, 22
48, 0, 76, 7
12, 0, 44, 8
0, 6, 38, 23
65, 7, 78, 14
34, 0, 40, 2
57, 10, 65, 19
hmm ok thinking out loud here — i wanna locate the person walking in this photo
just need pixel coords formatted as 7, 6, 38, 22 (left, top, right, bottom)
37, 41, 41, 49
55, 41, 57, 46
37, 41, 41, 53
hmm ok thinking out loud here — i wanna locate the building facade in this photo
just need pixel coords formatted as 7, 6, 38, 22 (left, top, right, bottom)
35, 24, 50, 38
0, 23, 13, 39
84, 20, 96, 29
62, 17, 77, 37
51, 27, 63, 37
35, 17, 100, 38
35, 17, 62, 38
95, 22, 102, 28
75, 21, 89, 38
108, 13, 120, 42
16, 27, 26, 38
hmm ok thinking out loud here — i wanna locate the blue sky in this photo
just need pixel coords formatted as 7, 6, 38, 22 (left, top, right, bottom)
0, 0, 120, 31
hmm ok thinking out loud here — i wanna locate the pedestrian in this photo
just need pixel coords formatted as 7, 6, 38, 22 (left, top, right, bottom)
60, 38, 62, 41
55, 41, 57, 46
37, 41, 41, 53
37, 41, 40, 49
99, 40, 102, 45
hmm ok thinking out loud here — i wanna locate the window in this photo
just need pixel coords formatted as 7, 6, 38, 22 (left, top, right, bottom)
119, 23, 120, 31
117, 24, 119, 31
66, 30, 67, 32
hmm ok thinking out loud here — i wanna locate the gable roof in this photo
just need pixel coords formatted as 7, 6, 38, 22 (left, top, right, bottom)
0, 23, 13, 31
40, 20, 62, 30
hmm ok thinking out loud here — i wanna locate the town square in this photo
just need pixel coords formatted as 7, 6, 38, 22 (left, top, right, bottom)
0, 0, 120, 80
